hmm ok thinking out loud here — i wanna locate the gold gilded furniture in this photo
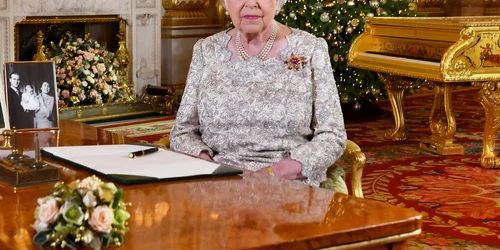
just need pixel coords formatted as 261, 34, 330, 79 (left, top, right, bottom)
341, 140, 366, 198
0, 120, 421, 249
141, 85, 178, 115
348, 16, 500, 168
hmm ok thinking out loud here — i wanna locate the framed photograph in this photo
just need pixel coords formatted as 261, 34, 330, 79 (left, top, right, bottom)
4, 61, 59, 130
0, 74, 8, 133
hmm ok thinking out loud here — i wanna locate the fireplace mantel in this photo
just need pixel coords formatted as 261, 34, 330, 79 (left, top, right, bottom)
0, 0, 162, 97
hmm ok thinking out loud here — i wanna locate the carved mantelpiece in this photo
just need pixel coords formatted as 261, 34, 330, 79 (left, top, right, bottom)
0, 0, 163, 99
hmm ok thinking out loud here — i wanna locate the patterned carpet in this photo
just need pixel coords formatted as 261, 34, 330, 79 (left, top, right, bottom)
344, 88, 500, 249
96, 88, 500, 249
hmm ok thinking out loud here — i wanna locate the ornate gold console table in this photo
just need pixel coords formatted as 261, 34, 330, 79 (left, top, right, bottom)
349, 16, 500, 168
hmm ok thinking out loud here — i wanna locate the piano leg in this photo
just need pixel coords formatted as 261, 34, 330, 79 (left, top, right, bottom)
378, 73, 419, 141
475, 81, 500, 169
419, 83, 464, 155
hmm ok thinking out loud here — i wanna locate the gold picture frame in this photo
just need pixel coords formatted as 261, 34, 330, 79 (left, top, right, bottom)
4, 61, 59, 131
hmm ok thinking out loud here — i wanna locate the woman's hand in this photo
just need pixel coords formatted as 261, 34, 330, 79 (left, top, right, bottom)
199, 151, 212, 161
257, 158, 305, 180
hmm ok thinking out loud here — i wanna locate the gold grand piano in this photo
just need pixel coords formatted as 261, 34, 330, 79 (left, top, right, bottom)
348, 16, 500, 169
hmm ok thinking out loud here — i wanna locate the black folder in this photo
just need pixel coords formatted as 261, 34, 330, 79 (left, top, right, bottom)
41, 145, 243, 185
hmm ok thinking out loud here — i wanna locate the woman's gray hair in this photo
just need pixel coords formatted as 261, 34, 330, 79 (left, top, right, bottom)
219, 0, 288, 12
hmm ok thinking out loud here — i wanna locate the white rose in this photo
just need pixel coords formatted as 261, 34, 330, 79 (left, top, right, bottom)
84, 69, 91, 75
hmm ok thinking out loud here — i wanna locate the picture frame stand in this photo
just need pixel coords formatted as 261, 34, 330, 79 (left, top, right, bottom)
0, 130, 59, 188
0, 130, 13, 150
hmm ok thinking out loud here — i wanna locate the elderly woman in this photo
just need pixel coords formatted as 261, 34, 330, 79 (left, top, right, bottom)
170, 0, 347, 186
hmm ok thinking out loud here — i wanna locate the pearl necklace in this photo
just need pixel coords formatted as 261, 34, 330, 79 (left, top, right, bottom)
236, 23, 278, 61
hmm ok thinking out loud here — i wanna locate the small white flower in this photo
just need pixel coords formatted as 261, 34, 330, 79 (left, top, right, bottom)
81, 230, 94, 244
83, 191, 97, 207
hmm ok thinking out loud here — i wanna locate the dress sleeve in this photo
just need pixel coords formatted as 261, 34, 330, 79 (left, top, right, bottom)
39, 96, 54, 118
170, 39, 214, 157
288, 37, 347, 187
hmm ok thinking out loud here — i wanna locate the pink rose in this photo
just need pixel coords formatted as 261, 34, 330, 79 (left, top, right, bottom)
96, 63, 106, 73
33, 196, 60, 232
89, 206, 114, 233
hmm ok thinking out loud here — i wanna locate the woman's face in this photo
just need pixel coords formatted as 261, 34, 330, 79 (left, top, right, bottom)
41, 82, 50, 94
226, 0, 278, 35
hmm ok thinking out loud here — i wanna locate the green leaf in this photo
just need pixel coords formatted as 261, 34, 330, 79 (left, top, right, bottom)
33, 230, 51, 245
112, 188, 123, 209
65, 238, 78, 250
101, 233, 111, 247
41, 239, 54, 248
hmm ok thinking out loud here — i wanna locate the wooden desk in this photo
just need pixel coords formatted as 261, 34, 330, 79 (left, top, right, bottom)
0, 120, 422, 250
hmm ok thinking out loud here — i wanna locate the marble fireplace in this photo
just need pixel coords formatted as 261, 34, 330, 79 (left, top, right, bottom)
0, 0, 163, 97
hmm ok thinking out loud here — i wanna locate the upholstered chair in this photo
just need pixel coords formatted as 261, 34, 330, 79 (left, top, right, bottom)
156, 137, 365, 198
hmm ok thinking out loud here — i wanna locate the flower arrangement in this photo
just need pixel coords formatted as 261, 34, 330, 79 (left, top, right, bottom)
33, 176, 131, 249
50, 33, 130, 108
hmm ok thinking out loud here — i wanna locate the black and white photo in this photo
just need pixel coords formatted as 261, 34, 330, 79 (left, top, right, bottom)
4, 61, 58, 130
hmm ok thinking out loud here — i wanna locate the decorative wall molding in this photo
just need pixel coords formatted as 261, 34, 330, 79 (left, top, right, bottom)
14, 0, 129, 14
137, 14, 153, 26
14, 1, 39, 13
1, 17, 7, 66
136, 58, 159, 79
137, 0, 156, 9
134, 13, 159, 93
0, 0, 7, 11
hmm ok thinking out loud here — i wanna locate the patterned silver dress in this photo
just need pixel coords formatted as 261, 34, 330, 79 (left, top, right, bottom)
170, 28, 347, 186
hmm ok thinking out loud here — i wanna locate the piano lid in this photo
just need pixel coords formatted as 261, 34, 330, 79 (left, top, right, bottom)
348, 16, 500, 82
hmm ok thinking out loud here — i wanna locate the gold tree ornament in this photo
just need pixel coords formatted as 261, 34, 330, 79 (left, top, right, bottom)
351, 18, 360, 27
408, 2, 417, 11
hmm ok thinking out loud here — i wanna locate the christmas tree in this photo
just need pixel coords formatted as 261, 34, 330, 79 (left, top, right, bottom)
276, 0, 418, 109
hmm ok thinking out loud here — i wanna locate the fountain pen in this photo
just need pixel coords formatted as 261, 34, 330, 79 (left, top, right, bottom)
129, 147, 159, 158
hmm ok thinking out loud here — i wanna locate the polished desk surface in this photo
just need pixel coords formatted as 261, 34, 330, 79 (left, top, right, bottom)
0, 120, 422, 250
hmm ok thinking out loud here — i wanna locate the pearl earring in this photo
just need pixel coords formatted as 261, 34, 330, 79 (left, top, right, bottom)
225, 10, 229, 16
276, 9, 279, 15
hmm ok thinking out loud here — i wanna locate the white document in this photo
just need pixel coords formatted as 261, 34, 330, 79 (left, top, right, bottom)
41, 144, 221, 179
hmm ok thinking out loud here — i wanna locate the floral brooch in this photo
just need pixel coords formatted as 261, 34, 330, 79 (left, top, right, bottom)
284, 53, 307, 71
